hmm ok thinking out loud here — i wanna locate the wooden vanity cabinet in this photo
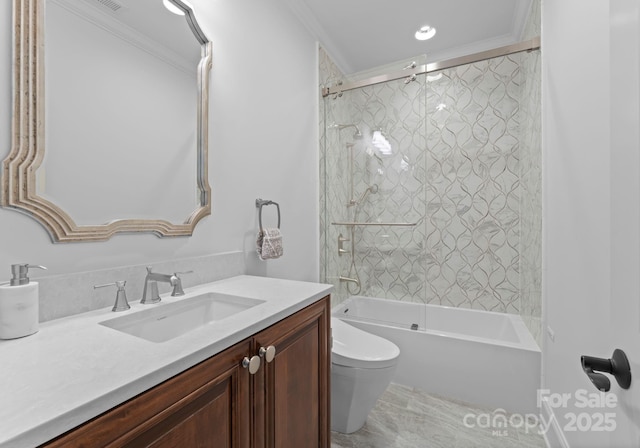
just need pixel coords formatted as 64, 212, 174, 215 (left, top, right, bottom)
40, 296, 330, 448
42, 339, 253, 448
253, 295, 331, 448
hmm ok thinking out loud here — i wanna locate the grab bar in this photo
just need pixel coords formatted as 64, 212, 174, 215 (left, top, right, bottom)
331, 221, 418, 227
256, 198, 281, 229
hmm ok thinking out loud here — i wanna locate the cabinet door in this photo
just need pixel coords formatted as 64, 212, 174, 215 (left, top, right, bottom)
41, 339, 252, 448
253, 296, 330, 448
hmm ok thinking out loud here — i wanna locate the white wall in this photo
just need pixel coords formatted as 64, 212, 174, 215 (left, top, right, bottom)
609, 2, 640, 447
0, 0, 320, 282
542, 1, 612, 446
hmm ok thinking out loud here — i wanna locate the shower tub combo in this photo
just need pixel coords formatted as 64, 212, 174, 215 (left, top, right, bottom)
332, 296, 541, 415
322, 37, 542, 418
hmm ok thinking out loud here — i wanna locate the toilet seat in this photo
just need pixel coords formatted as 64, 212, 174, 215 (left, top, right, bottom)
331, 317, 400, 369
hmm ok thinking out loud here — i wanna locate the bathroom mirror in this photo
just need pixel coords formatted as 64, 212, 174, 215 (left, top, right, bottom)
2, 0, 212, 242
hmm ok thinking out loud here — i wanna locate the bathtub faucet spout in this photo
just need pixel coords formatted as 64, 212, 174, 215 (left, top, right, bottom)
339, 276, 360, 287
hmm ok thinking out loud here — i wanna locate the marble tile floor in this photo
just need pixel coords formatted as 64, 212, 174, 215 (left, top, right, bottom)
331, 384, 547, 448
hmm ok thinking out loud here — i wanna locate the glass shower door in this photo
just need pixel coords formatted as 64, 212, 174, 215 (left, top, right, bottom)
321, 43, 542, 342
320, 55, 428, 329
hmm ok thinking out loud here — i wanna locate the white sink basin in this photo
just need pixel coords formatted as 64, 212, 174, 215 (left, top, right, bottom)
99, 293, 265, 343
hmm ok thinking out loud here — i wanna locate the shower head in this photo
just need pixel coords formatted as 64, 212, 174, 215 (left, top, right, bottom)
330, 123, 363, 139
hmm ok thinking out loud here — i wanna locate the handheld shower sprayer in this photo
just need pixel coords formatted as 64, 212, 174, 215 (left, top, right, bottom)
349, 184, 379, 207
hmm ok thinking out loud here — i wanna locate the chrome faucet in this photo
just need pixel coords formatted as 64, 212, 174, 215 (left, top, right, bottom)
141, 267, 194, 304
141, 266, 178, 304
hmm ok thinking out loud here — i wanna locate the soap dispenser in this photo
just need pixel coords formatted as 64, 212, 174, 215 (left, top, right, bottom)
0, 263, 47, 339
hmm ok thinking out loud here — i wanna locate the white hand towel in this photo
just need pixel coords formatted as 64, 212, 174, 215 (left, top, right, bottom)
256, 228, 283, 260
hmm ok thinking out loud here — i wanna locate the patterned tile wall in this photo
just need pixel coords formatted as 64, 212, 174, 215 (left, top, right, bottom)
519, 50, 542, 346
423, 57, 522, 312
519, 0, 542, 345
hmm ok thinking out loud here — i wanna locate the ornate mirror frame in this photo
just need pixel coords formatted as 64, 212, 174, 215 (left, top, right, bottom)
2, 0, 212, 242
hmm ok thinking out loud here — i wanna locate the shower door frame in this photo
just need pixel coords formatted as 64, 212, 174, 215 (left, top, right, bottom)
321, 35, 542, 330
321, 37, 540, 98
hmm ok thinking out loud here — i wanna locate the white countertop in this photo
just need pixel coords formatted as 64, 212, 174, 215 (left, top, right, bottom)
0, 275, 332, 448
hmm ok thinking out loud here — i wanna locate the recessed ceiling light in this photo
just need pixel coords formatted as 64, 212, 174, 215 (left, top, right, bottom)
415, 25, 436, 41
163, 0, 185, 15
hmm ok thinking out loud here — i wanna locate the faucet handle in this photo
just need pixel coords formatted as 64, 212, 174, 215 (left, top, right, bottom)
171, 271, 194, 296
94, 280, 131, 312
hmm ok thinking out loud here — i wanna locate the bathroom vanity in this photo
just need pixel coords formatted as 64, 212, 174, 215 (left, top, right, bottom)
0, 275, 332, 448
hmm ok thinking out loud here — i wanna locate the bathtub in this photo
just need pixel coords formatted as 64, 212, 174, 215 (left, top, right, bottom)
332, 296, 541, 414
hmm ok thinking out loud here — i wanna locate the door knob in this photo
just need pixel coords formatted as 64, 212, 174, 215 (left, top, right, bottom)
581, 348, 631, 392
259, 345, 276, 363
242, 355, 261, 374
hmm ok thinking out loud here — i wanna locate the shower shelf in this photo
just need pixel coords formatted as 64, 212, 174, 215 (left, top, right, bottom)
331, 221, 418, 227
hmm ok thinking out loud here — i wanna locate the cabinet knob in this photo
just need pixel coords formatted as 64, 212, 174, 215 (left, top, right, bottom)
259, 345, 276, 363
242, 355, 261, 374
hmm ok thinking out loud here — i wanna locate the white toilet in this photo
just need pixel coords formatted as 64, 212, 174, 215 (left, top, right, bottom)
331, 317, 400, 434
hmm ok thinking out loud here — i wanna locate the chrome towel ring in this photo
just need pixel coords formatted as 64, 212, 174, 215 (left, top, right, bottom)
256, 199, 281, 230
